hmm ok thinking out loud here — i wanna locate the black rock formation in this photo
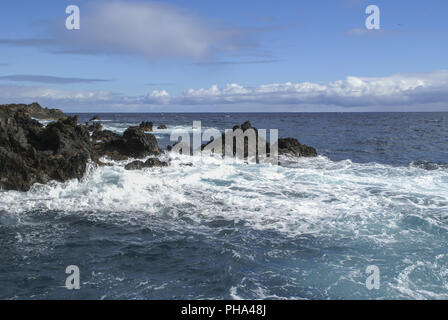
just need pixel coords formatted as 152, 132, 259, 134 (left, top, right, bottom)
139, 121, 153, 132
278, 137, 317, 157
0, 104, 163, 191
0, 111, 92, 191
199, 120, 317, 159
0, 102, 66, 120
92, 126, 160, 161
124, 158, 169, 170
87, 122, 103, 132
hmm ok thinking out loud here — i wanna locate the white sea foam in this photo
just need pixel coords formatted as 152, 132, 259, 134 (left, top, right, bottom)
1, 155, 447, 234
100, 123, 213, 141
1, 155, 447, 299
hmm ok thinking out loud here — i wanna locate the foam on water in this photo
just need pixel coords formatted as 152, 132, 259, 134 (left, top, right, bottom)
3, 154, 446, 232
1, 153, 448, 299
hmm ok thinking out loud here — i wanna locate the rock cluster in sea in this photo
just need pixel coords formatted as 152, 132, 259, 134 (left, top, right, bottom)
0, 103, 317, 191
0, 102, 66, 120
199, 120, 317, 159
0, 103, 161, 191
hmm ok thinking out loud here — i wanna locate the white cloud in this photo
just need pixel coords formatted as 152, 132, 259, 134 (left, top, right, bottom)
53, 0, 250, 61
0, 85, 143, 111
145, 70, 448, 108
0, 1, 252, 61
0, 74, 109, 84
1, 70, 448, 112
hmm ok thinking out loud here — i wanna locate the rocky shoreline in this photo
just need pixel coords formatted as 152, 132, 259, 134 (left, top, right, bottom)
0, 102, 66, 120
0, 103, 317, 191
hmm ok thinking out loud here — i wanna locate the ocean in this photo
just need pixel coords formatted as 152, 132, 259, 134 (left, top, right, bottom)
1, 112, 447, 300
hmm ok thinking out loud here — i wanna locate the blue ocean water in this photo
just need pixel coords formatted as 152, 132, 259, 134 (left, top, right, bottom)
1, 112, 447, 300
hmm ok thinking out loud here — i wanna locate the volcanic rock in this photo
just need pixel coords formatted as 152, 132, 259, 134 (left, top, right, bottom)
0, 110, 92, 191
0, 102, 66, 120
93, 127, 160, 161
124, 158, 169, 170
139, 121, 153, 132
200, 120, 317, 159
277, 137, 317, 157
87, 122, 103, 132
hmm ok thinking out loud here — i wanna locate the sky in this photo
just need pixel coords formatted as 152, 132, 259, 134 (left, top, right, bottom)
0, 0, 447, 112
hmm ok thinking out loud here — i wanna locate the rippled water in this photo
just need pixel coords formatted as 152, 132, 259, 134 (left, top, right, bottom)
0, 113, 447, 299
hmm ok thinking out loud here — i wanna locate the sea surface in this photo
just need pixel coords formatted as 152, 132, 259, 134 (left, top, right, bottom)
1, 112, 448, 300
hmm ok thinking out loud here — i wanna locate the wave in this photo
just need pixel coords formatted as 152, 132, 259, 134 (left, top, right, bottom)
411, 160, 448, 171
1, 154, 448, 299
1, 154, 447, 233
101, 124, 213, 139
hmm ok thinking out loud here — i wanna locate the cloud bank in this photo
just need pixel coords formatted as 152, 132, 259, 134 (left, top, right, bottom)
0, 74, 109, 84
146, 70, 448, 108
0, 70, 447, 112
0, 0, 252, 62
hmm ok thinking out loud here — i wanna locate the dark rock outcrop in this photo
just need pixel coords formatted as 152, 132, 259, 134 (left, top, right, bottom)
241, 120, 252, 132
124, 158, 169, 170
157, 124, 167, 130
0, 104, 316, 192
92, 129, 121, 143
199, 120, 261, 159
121, 127, 160, 157
278, 138, 317, 157
0, 102, 66, 120
87, 122, 103, 132
199, 120, 317, 159
91, 130, 127, 161
93, 127, 160, 161
139, 121, 153, 132
0, 103, 163, 191
0, 111, 93, 191
89, 115, 100, 121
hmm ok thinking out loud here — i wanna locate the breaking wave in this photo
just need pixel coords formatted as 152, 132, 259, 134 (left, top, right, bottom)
1, 153, 448, 299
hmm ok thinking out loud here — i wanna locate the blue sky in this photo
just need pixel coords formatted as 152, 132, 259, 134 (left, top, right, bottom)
0, 0, 447, 112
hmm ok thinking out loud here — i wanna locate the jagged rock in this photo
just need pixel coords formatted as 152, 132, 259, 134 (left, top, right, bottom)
0, 110, 92, 191
124, 160, 145, 170
122, 127, 160, 156
124, 158, 169, 170
201, 120, 261, 159
0, 102, 66, 120
199, 120, 317, 160
241, 121, 253, 132
92, 129, 121, 143
139, 121, 153, 132
157, 124, 167, 130
87, 122, 103, 132
277, 138, 317, 157
91, 130, 125, 161
89, 115, 100, 121
93, 127, 160, 161
180, 163, 193, 167
0, 103, 164, 191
